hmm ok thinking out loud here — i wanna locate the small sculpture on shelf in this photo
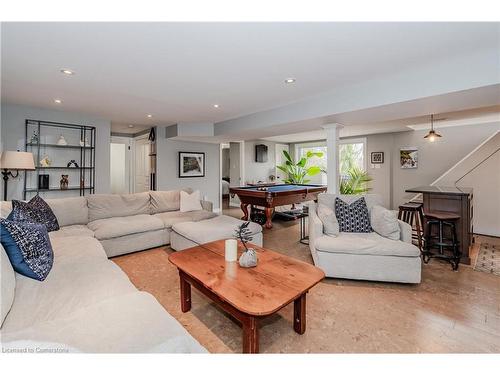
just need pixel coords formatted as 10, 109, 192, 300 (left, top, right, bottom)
57, 134, 68, 146
234, 222, 258, 268
39, 155, 52, 167
60, 175, 69, 190
67, 160, 79, 168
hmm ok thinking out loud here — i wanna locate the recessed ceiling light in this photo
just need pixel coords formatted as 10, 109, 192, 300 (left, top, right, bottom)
147, 114, 153, 118
60, 69, 75, 75
213, 104, 220, 108
285, 78, 296, 84
128, 124, 134, 128
54, 99, 62, 104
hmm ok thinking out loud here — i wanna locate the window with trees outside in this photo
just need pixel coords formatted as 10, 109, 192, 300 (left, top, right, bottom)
339, 141, 365, 177
297, 139, 366, 186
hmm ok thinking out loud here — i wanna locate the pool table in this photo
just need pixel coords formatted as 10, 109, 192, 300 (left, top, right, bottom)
229, 184, 327, 229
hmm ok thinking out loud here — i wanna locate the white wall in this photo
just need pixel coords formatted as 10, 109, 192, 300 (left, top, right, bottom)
459, 151, 500, 236
0, 103, 111, 200
363, 134, 394, 208
156, 126, 221, 210
244, 140, 277, 184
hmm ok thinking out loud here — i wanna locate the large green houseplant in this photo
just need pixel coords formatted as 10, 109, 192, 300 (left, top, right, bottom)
277, 150, 323, 184
339, 166, 373, 194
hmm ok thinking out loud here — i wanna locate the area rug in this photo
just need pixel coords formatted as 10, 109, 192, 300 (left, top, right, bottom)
474, 243, 499, 276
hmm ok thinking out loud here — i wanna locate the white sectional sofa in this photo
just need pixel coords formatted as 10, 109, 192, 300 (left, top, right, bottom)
308, 194, 421, 284
0, 189, 220, 353
1, 189, 217, 257
0, 235, 206, 353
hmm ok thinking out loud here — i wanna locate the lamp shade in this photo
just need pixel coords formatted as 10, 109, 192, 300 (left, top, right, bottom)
0, 151, 36, 170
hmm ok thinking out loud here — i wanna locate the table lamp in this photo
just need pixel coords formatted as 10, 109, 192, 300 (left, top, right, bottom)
1, 151, 36, 201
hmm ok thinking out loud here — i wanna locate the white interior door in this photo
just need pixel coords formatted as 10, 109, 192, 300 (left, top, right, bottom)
275, 143, 290, 183
110, 137, 131, 194
134, 137, 151, 193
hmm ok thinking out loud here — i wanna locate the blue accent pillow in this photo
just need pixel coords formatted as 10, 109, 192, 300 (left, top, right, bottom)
335, 197, 373, 233
1, 218, 54, 281
8, 195, 59, 232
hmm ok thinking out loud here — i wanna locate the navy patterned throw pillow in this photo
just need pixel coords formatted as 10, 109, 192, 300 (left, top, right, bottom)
0, 218, 54, 281
335, 197, 373, 233
8, 195, 59, 232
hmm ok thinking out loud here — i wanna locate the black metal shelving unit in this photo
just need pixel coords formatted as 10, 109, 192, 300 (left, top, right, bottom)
24, 119, 96, 199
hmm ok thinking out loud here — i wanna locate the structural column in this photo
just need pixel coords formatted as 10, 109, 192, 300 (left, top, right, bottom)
322, 123, 343, 193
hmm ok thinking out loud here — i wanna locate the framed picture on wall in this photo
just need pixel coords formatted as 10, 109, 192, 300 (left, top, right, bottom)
179, 152, 205, 178
400, 147, 418, 169
370, 151, 384, 164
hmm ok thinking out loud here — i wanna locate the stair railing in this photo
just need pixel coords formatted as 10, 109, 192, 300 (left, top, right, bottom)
454, 147, 500, 186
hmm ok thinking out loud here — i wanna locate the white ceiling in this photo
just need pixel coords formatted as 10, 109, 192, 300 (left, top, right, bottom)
2, 22, 499, 129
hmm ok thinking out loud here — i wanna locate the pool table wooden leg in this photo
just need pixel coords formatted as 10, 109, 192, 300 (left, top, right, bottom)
241, 203, 250, 221
264, 208, 273, 229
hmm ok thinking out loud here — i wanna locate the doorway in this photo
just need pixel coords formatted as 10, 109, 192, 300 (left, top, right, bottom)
220, 141, 245, 214
133, 135, 151, 193
110, 137, 132, 194
110, 133, 151, 195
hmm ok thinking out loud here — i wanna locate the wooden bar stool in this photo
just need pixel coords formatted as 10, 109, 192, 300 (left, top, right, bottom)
398, 202, 424, 250
423, 210, 461, 271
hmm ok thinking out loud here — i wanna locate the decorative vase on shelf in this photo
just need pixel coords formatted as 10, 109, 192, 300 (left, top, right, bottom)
57, 134, 68, 146
234, 222, 258, 268
84, 137, 90, 147
79, 139, 85, 147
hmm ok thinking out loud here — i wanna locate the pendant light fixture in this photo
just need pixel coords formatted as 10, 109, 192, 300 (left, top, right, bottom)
424, 114, 442, 142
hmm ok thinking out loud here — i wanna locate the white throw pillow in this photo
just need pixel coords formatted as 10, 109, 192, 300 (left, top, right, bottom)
317, 203, 339, 237
370, 205, 400, 241
180, 190, 203, 212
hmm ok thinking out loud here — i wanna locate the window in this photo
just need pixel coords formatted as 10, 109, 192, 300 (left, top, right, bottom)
295, 138, 366, 184
339, 140, 366, 177
296, 145, 327, 184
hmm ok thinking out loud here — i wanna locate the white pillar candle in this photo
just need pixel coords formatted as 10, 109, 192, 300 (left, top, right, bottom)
225, 239, 238, 262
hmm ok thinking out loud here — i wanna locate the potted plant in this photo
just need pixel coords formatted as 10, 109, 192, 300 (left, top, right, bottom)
277, 150, 323, 184
339, 166, 373, 194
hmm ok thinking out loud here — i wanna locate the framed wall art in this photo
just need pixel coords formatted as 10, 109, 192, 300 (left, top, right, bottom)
179, 152, 205, 178
370, 151, 384, 164
400, 147, 418, 169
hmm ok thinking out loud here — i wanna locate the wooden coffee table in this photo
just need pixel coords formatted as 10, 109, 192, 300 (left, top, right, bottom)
168, 240, 325, 353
